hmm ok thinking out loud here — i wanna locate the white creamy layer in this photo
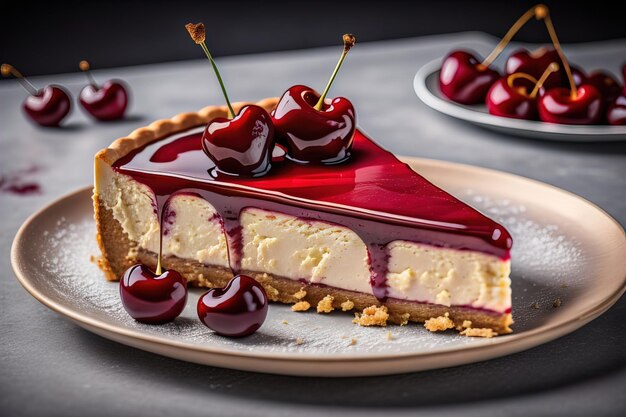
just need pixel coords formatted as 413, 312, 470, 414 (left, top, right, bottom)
96, 168, 511, 312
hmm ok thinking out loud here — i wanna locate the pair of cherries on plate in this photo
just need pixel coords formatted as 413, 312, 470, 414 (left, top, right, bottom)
120, 264, 269, 338
1, 62, 129, 127
202, 84, 356, 177
185, 23, 357, 177
441, 48, 625, 125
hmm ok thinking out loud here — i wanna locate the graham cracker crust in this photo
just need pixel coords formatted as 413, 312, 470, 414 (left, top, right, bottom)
94, 199, 513, 334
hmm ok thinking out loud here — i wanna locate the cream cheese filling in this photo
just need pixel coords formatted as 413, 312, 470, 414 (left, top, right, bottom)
96, 168, 511, 312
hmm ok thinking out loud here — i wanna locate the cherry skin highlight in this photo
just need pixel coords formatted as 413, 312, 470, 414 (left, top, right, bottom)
272, 84, 355, 164
120, 264, 188, 324
202, 105, 275, 177
22, 85, 71, 127
197, 275, 268, 338
538, 85, 603, 125
607, 95, 626, 125
79, 79, 129, 120
439, 50, 500, 105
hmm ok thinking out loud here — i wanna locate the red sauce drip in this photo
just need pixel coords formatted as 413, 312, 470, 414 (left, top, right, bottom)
113, 129, 512, 301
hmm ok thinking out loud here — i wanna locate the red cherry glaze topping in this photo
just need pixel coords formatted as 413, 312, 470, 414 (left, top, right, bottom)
439, 50, 500, 105
607, 95, 626, 125
202, 105, 275, 176
197, 275, 268, 337
505, 47, 563, 90
538, 85, 603, 125
272, 85, 355, 164
120, 264, 188, 324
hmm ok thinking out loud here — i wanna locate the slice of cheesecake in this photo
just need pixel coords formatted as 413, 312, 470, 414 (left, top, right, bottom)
94, 98, 513, 333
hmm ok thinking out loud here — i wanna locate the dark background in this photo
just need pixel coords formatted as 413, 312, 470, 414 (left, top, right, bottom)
1, 0, 626, 76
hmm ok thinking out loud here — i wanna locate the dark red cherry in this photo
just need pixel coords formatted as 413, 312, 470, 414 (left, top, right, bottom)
538, 85, 603, 125
202, 105, 274, 177
439, 50, 500, 104
505, 47, 563, 90
79, 79, 129, 120
22, 85, 71, 127
486, 76, 540, 120
272, 84, 355, 164
120, 264, 187, 324
586, 71, 622, 104
570, 65, 588, 87
607, 95, 626, 125
197, 275, 268, 338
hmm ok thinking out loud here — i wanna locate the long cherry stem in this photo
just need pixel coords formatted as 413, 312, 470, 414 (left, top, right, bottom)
1, 64, 39, 95
481, 4, 548, 68
199, 42, 235, 119
79, 60, 99, 89
530, 62, 560, 98
542, 14, 576, 98
314, 34, 356, 111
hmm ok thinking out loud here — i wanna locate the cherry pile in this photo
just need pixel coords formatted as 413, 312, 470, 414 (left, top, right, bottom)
438, 4, 626, 126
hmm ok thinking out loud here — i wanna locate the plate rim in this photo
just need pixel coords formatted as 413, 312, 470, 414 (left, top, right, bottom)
10, 158, 626, 372
413, 59, 626, 141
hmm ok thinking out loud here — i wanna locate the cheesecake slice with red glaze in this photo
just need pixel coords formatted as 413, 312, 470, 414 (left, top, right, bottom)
94, 98, 513, 333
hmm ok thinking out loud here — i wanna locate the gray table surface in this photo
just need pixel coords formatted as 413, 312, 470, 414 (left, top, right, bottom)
1, 32, 625, 417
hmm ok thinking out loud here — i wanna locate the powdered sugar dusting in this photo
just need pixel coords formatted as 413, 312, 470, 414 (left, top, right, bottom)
35, 191, 584, 356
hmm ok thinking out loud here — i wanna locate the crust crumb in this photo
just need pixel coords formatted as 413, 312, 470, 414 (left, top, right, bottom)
424, 312, 455, 332
291, 301, 311, 312
340, 300, 355, 311
400, 313, 410, 326
460, 327, 496, 338
293, 287, 307, 300
386, 331, 393, 341
352, 305, 389, 327
317, 295, 335, 313
264, 284, 280, 300
89, 255, 96, 263
281, 320, 289, 325
553, 298, 562, 308
295, 337, 304, 345
456, 320, 473, 331
349, 338, 357, 346
531, 302, 540, 309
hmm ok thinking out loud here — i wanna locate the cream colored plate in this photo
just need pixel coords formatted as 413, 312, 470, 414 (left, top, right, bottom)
11, 158, 626, 377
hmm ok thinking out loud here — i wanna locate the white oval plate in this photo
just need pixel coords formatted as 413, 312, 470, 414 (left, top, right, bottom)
414, 59, 626, 141
11, 158, 626, 376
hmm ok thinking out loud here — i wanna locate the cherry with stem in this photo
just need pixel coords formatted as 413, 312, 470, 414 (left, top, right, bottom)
78, 60, 129, 121
314, 34, 355, 111
1, 63, 72, 127
186, 23, 235, 119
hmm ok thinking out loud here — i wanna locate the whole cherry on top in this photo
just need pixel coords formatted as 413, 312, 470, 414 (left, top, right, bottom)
272, 34, 356, 164
439, 4, 549, 104
2, 64, 71, 127
487, 62, 559, 120
78, 60, 129, 121
186, 23, 274, 177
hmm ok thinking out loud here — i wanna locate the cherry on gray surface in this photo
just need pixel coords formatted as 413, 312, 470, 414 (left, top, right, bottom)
1, 32, 625, 416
